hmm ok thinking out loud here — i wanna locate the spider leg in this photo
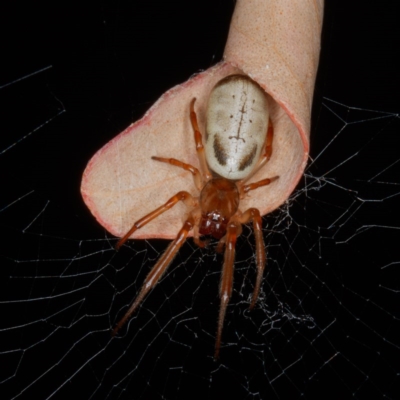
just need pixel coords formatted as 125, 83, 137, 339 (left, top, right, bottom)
112, 216, 195, 336
240, 175, 279, 196
215, 236, 226, 253
258, 118, 274, 167
116, 191, 196, 250
215, 221, 239, 359
190, 98, 212, 182
238, 208, 266, 309
192, 223, 209, 248
151, 156, 203, 191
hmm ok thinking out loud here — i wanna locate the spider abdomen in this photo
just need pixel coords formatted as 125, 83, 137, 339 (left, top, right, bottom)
205, 75, 270, 180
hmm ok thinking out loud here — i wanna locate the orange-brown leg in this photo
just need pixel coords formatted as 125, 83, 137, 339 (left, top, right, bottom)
238, 208, 266, 309
262, 119, 274, 164
215, 221, 238, 359
192, 225, 209, 248
112, 216, 195, 336
240, 175, 279, 197
116, 191, 196, 250
190, 98, 212, 182
215, 236, 226, 253
151, 156, 203, 191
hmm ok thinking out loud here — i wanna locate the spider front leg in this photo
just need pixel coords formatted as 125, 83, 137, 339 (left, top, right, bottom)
238, 208, 266, 309
215, 221, 240, 359
214, 209, 266, 358
113, 191, 197, 335
113, 215, 195, 336
237, 177, 279, 307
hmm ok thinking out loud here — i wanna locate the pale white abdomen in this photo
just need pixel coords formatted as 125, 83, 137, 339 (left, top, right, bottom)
205, 75, 269, 180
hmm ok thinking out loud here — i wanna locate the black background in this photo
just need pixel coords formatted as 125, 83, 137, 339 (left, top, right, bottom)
1, 1, 399, 399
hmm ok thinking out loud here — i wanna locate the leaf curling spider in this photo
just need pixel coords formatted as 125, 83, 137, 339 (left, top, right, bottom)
112, 75, 279, 359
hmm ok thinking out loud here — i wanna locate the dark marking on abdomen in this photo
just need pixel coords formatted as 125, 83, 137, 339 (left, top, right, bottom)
239, 144, 258, 171
213, 134, 228, 166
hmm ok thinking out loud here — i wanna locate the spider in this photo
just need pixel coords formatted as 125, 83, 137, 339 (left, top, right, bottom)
112, 74, 279, 358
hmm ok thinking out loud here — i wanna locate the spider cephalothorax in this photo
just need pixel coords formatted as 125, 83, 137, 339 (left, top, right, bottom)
113, 75, 279, 358
199, 178, 239, 239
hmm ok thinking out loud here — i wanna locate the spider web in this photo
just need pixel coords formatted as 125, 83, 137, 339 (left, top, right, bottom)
1, 1, 399, 399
